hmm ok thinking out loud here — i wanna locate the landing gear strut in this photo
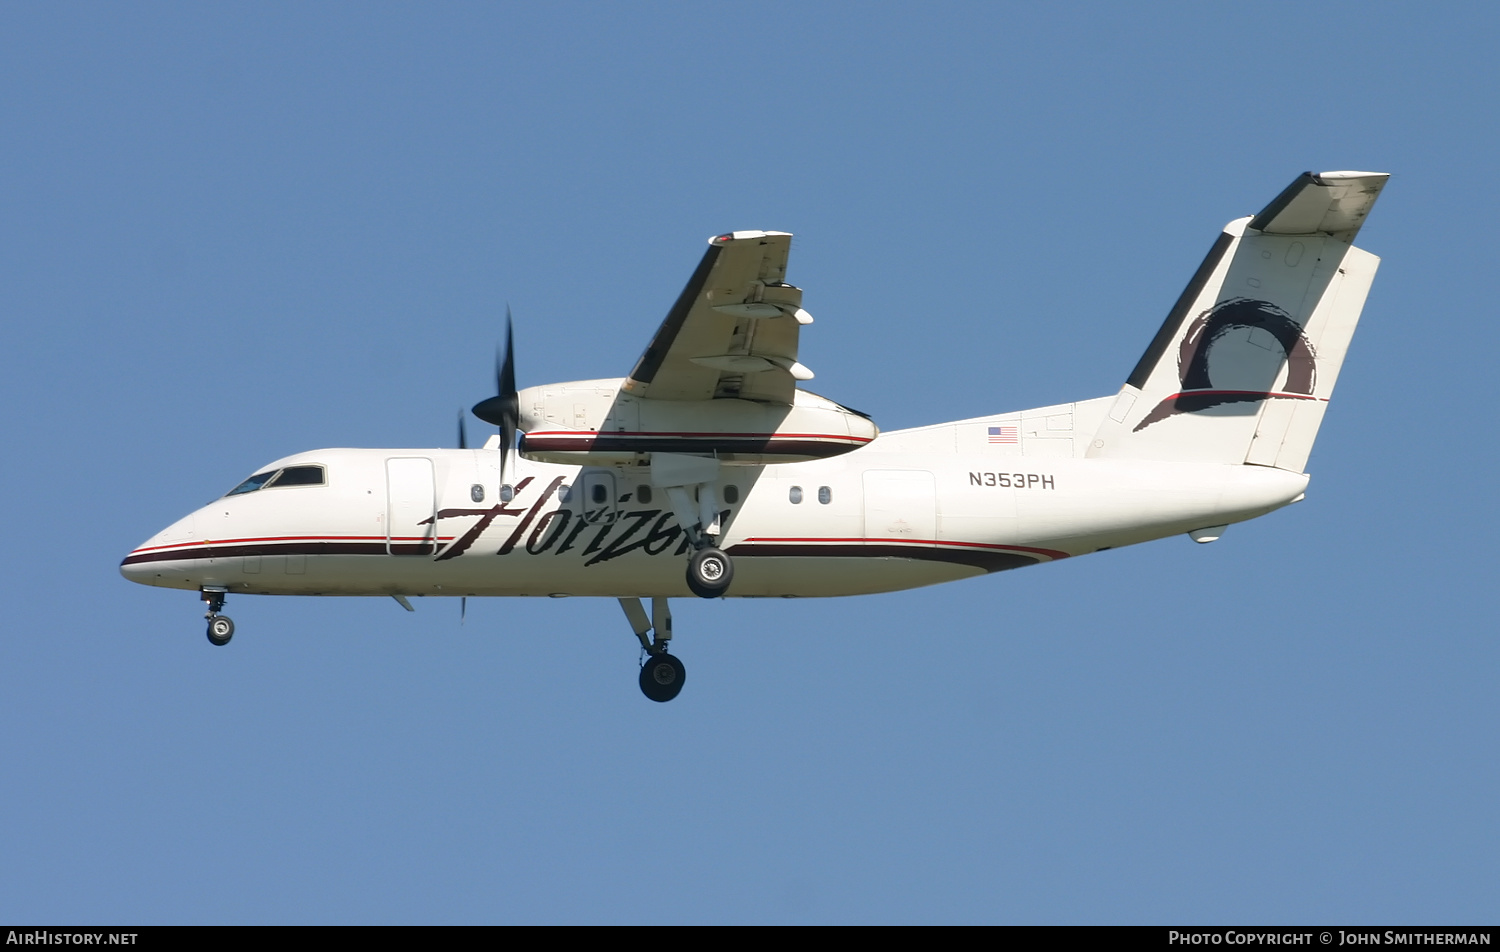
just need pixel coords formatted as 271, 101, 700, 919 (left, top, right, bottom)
620, 597, 685, 702
202, 587, 234, 646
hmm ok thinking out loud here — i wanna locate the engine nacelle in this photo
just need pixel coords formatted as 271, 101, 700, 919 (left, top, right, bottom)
517, 378, 877, 465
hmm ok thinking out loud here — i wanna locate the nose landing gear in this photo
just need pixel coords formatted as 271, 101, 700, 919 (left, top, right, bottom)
207, 615, 235, 646
202, 587, 234, 646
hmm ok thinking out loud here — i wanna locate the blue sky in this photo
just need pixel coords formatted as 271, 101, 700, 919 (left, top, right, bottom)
2, 2, 1497, 924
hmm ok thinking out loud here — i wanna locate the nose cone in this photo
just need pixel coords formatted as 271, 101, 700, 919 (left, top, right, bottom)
120, 512, 198, 587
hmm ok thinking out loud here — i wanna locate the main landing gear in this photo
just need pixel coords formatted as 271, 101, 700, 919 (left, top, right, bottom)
202, 587, 234, 646
650, 453, 735, 600
620, 597, 684, 702
668, 488, 733, 600
686, 545, 733, 599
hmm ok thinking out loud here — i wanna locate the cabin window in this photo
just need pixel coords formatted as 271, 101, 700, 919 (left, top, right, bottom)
558, 484, 572, 503
590, 482, 608, 504
638, 485, 653, 505
471, 484, 485, 503
226, 470, 277, 496
818, 486, 832, 505
789, 485, 803, 505
723, 484, 739, 504
267, 465, 326, 488
500, 484, 515, 503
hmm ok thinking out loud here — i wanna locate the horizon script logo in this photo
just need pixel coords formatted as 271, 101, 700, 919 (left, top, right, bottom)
421, 475, 719, 567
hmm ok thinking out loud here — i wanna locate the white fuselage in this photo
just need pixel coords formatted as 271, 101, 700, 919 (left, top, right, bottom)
120, 405, 1309, 600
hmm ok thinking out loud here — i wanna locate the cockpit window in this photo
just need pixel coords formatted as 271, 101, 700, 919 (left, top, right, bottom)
267, 465, 326, 488
225, 465, 327, 497
226, 471, 277, 496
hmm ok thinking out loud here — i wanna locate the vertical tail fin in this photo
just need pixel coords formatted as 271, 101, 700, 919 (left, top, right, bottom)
1089, 171, 1388, 471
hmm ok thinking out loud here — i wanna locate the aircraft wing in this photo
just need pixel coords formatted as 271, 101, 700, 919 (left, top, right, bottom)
624, 231, 812, 404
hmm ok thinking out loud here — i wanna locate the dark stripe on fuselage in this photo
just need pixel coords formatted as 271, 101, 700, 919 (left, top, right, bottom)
724, 542, 1043, 573
125, 539, 1049, 574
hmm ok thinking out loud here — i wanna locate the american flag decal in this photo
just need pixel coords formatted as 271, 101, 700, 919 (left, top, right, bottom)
988, 425, 1018, 444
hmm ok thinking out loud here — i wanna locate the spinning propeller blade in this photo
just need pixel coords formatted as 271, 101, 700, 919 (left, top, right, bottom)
471, 307, 519, 487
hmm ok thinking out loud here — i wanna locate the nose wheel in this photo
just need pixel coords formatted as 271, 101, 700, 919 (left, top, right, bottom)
201, 587, 234, 646
639, 652, 685, 703
206, 614, 235, 646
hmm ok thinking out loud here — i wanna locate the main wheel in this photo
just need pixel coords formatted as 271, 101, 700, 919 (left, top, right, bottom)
686, 546, 733, 599
206, 615, 234, 646
639, 652, 686, 702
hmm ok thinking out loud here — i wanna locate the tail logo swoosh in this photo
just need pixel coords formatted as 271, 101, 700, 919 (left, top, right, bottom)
1134, 297, 1317, 431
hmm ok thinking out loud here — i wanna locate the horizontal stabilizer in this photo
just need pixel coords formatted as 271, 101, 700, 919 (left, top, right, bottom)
1247, 171, 1389, 243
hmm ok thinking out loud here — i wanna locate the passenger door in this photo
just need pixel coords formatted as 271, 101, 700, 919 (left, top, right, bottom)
386, 457, 436, 555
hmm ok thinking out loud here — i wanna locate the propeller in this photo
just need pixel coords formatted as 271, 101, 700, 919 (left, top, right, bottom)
471, 307, 519, 491
457, 411, 470, 625
462, 310, 520, 630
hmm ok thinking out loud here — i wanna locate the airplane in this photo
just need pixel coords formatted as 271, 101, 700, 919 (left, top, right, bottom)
121, 170, 1389, 702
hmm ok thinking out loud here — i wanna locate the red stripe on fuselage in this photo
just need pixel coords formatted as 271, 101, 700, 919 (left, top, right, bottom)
129, 534, 453, 556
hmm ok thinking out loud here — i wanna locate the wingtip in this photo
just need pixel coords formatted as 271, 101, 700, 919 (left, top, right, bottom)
1313, 170, 1390, 184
